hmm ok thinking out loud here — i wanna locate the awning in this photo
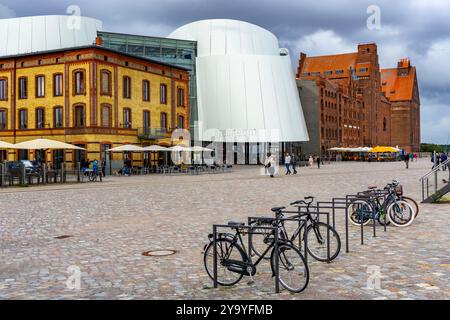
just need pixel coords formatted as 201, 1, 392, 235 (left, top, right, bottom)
107, 145, 146, 152
13, 138, 85, 150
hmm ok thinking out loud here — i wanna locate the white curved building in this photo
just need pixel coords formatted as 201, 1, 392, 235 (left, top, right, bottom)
0, 15, 102, 56
169, 19, 309, 143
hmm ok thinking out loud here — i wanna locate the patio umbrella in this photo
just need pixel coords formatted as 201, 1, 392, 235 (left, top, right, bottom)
143, 145, 170, 166
13, 138, 85, 150
106, 145, 146, 152
143, 145, 170, 152
369, 146, 399, 153
0, 140, 15, 149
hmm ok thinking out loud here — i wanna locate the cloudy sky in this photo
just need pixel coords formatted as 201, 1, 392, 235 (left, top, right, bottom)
1, 0, 449, 144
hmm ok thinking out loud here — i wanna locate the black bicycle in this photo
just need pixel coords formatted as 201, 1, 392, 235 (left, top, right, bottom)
249, 196, 341, 262
203, 221, 309, 293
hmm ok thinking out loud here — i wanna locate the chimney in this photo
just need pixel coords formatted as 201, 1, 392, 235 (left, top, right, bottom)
95, 36, 103, 46
297, 52, 307, 78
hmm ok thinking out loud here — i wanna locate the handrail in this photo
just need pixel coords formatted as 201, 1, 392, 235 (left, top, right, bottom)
420, 158, 450, 180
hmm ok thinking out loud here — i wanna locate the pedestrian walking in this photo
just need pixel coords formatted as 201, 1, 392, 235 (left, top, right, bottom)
441, 153, 448, 171
317, 155, 321, 169
265, 152, 276, 178
404, 153, 410, 169
291, 153, 298, 174
284, 153, 292, 175
308, 155, 314, 168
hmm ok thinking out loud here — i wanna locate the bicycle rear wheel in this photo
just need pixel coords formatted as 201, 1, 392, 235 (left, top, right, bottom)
402, 196, 419, 218
270, 243, 309, 293
249, 227, 287, 260
305, 222, 341, 262
204, 238, 246, 286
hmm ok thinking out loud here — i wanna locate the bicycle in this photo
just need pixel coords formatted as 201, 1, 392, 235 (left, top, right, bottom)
249, 196, 341, 263
203, 221, 309, 293
348, 181, 415, 228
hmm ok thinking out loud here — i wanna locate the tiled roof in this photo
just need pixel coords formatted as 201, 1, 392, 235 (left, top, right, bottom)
381, 67, 416, 101
302, 53, 358, 75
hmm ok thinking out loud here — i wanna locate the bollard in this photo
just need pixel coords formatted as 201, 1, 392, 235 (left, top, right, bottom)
77, 162, 81, 183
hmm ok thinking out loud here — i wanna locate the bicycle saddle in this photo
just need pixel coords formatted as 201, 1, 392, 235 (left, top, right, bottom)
227, 221, 245, 227
368, 186, 378, 190
271, 206, 286, 212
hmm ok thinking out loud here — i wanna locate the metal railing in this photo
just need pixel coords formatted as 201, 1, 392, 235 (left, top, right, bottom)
420, 158, 450, 202
137, 127, 169, 139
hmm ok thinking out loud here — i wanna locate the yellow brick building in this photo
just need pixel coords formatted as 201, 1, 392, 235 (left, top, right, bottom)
0, 46, 190, 169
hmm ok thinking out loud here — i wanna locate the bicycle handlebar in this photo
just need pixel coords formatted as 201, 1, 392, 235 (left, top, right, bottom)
290, 196, 314, 206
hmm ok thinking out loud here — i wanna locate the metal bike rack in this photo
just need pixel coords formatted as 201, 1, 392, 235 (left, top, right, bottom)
212, 223, 281, 293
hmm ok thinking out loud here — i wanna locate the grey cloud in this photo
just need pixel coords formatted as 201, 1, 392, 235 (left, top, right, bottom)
1, 0, 449, 143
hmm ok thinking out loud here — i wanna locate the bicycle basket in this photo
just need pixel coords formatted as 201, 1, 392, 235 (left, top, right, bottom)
395, 185, 403, 196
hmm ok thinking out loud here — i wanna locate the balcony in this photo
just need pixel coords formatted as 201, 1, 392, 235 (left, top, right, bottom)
137, 127, 170, 140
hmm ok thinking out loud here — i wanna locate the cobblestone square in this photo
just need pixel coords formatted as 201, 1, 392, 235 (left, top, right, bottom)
0, 158, 449, 300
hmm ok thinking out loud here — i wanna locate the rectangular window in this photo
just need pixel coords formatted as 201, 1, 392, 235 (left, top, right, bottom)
142, 80, 150, 101
54, 107, 63, 128
143, 111, 150, 134
123, 108, 132, 128
19, 109, 27, 129
0, 79, 7, 100
359, 68, 368, 73
36, 76, 45, 97
36, 108, 45, 128
123, 76, 131, 99
336, 70, 344, 74
177, 88, 185, 107
0, 110, 6, 129
160, 112, 167, 130
53, 74, 63, 96
160, 84, 167, 104
19, 77, 27, 99
324, 71, 333, 76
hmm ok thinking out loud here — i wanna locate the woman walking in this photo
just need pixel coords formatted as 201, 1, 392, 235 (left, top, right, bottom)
284, 153, 292, 175
265, 152, 276, 178
308, 155, 314, 168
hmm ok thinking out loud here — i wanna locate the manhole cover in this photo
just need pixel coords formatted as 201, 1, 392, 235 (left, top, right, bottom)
54, 235, 73, 240
142, 250, 177, 257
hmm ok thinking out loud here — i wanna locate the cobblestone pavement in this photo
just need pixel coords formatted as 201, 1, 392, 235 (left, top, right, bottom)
0, 158, 449, 300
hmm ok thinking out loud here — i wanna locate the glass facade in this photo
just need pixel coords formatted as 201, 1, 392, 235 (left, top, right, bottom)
97, 31, 198, 131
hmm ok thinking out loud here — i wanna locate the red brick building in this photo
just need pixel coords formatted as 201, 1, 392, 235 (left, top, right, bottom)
381, 59, 420, 153
297, 44, 420, 154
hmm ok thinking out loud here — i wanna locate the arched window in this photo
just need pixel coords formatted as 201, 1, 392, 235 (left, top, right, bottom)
0, 108, 7, 130
53, 106, 63, 128
73, 69, 86, 95
100, 70, 112, 96
35, 108, 45, 128
19, 109, 27, 129
123, 108, 132, 128
101, 104, 112, 128
74, 105, 85, 127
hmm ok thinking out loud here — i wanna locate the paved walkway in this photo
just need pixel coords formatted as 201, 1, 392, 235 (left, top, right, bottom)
0, 159, 448, 300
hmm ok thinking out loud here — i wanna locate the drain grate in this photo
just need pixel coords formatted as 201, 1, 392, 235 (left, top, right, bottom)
142, 249, 177, 257
54, 235, 73, 240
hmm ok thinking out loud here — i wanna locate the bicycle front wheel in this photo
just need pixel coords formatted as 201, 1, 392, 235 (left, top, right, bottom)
270, 243, 309, 293
203, 238, 246, 286
387, 201, 415, 227
347, 200, 372, 226
305, 222, 341, 262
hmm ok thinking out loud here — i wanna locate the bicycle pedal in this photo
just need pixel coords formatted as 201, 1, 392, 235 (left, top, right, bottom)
247, 280, 255, 286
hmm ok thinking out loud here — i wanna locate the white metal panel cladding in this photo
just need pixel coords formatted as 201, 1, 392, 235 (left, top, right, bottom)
169, 19, 309, 142
0, 15, 102, 56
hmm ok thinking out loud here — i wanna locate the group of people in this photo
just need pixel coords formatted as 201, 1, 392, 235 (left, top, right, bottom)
402, 152, 418, 169
263, 152, 324, 178
431, 152, 449, 170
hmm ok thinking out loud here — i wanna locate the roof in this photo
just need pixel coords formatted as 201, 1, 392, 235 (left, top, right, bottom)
0, 45, 190, 71
302, 53, 358, 75
381, 67, 416, 101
